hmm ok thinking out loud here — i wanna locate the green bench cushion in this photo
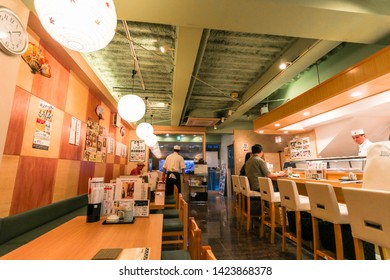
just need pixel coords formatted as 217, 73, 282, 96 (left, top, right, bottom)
161, 250, 191, 260
0, 194, 87, 244
163, 218, 183, 232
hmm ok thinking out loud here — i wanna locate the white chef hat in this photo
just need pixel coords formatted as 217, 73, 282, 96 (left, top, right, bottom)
351, 129, 365, 136
173, 145, 181, 150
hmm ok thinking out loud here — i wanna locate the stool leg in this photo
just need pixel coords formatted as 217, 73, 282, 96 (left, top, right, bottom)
312, 216, 319, 260
281, 206, 287, 252
353, 237, 364, 260
334, 224, 344, 260
260, 199, 265, 238
270, 202, 275, 244
295, 211, 302, 260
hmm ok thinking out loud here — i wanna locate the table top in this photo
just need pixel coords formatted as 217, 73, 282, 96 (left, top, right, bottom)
1, 214, 163, 260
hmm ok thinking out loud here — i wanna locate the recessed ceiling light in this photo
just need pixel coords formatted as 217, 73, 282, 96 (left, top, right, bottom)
259, 130, 264, 133
275, 123, 281, 127
283, 131, 289, 134
350, 91, 362, 97
303, 112, 310, 116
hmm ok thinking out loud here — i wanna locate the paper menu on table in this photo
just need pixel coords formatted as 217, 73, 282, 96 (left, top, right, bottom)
118, 247, 150, 260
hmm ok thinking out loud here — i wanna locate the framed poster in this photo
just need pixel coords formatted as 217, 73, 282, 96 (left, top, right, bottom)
130, 140, 146, 162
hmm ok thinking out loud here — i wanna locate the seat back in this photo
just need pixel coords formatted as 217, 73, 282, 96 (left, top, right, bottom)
188, 217, 202, 260
258, 177, 276, 202
201, 245, 217, 260
342, 188, 390, 248
179, 194, 189, 247
239, 176, 251, 196
305, 182, 346, 223
231, 175, 241, 194
277, 179, 302, 210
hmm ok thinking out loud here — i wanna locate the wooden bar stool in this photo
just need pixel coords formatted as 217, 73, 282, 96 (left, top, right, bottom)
258, 177, 281, 244
342, 187, 390, 260
239, 176, 261, 231
231, 175, 242, 224
305, 182, 349, 260
277, 179, 311, 259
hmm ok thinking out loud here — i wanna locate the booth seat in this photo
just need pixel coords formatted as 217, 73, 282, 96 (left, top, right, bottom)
0, 194, 88, 256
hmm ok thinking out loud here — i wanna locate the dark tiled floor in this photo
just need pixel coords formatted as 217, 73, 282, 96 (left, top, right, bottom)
189, 192, 314, 260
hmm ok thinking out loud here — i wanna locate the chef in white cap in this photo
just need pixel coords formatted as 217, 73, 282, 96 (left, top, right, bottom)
351, 129, 372, 156
162, 145, 186, 194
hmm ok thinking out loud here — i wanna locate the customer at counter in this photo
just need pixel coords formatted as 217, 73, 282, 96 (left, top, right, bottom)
239, 152, 252, 176
245, 144, 285, 191
351, 129, 372, 156
362, 133, 390, 191
130, 162, 145, 176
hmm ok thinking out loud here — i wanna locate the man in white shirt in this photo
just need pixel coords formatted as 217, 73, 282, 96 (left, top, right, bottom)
162, 145, 186, 194
351, 129, 373, 156
362, 134, 390, 191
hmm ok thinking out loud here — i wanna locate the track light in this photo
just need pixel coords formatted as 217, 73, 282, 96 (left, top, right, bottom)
279, 61, 292, 70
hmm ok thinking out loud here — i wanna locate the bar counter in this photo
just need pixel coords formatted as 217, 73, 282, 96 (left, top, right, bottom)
274, 177, 362, 203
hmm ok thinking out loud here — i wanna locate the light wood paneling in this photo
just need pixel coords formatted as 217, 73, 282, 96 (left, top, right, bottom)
106, 153, 115, 164
52, 159, 80, 202
87, 90, 100, 123
98, 102, 111, 131
65, 71, 89, 122
94, 162, 106, 178
11, 156, 57, 215
0, 155, 19, 217
59, 113, 85, 160
21, 95, 64, 158
31, 43, 69, 111
4, 86, 30, 155
16, 28, 40, 92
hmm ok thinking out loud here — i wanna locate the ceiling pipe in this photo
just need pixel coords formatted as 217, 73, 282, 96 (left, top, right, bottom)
122, 20, 145, 90
179, 29, 211, 125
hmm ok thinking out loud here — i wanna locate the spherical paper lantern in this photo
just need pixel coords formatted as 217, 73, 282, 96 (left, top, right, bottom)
117, 94, 145, 123
136, 122, 154, 140
144, 133, 158, 147
34, 0, 117, 52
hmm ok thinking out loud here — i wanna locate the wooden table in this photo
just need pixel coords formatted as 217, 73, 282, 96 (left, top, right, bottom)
275, 177, 362, 203
0, 214, 163, 260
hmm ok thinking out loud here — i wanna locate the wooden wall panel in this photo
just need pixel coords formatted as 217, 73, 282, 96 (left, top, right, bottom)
10, 156, 58, 215
0, 155, 20, 217
4, 86, 30, 155
59, 113, 85, 160
94, 162, 106, 178
31, 43, 69, 111
87, 90, 100, 123
78, 161, 95, 194
120, 164, 125, 176
65, 71, 89, 122
105, 163, 114, 182
21, 95, 64, 158
106, 153, 115, 164
113, 164, 121, 179
52, 159, 80, 202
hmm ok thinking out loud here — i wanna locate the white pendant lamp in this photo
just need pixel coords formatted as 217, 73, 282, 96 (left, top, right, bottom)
136, 122, 154, 140
34, 0, 117, 53
144, 133, 158, 147
117, 94, 145, 123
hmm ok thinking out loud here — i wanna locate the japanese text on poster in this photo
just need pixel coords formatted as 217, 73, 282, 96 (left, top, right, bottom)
32, 100, 54, 150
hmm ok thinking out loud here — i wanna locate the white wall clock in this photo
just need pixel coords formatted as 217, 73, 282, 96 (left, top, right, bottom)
0, 6, 29, 55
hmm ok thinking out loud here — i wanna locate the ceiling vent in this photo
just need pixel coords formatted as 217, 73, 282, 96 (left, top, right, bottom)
185, 117, 220, 127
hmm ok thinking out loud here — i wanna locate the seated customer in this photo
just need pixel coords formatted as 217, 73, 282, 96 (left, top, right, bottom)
245, 144, 285, 191
362, 133, 390, 191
